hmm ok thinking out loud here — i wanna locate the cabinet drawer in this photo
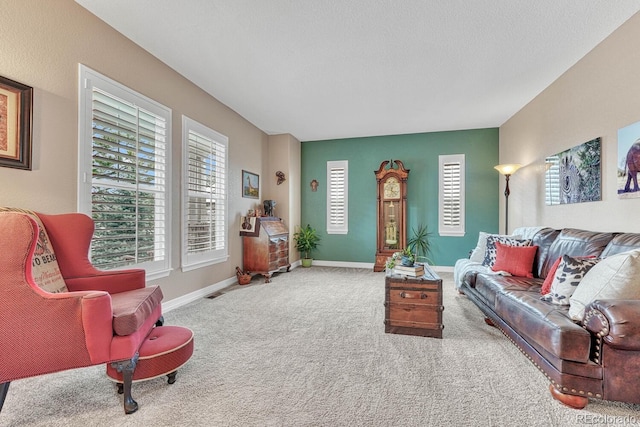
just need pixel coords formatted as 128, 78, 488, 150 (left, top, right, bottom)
387, 281, 440, 292
388, 303, 442, 325
389, 289, 439, 304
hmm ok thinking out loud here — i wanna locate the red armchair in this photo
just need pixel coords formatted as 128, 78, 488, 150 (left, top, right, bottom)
0, 211, 164, 414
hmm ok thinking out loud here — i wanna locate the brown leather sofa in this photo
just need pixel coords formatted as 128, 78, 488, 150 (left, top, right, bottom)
458, 227, 640, 409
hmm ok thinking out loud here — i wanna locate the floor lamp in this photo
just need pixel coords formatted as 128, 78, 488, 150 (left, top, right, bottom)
494, 163, 522, 235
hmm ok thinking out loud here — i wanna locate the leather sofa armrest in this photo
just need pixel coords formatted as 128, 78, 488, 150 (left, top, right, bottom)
583, 300, 640, 350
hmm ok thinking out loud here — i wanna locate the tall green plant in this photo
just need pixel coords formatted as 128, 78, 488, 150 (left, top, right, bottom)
407, 224, 433, 265
293, 224, 321, 259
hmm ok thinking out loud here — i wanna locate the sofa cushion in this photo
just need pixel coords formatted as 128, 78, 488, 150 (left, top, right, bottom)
601, 233, 640, 258
540, 255, 599, 305
474, 273, 542, 311
495, 289, 592, 363
111, 285, 164, 336
543, 229, 613, 276
569, 249, 640, 321
0, 207, 68, 293
492, 242, 538, 277
482, 236, 531, 268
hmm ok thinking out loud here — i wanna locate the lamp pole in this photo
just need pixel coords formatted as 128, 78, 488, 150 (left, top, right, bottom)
494, 164, 522, 235
503, 173, 511, 235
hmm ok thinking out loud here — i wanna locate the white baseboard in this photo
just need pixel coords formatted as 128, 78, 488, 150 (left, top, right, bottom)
163, 261, 452, 312
162, 276, 236, 313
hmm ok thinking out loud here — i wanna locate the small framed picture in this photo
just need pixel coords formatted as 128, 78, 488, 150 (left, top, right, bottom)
242, 170, 259, 199
0, 75, 33, 170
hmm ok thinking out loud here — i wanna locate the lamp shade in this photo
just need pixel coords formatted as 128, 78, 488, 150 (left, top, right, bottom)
494, 163, 522, 176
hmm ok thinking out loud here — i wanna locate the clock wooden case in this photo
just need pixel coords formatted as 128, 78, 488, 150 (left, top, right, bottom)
374, 159, 409, 272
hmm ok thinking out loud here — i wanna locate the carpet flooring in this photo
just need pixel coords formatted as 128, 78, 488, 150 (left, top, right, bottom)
2, 267, 640, 426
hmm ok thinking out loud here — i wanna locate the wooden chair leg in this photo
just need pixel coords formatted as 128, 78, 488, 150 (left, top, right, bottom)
0, 382, 10, 412
111, 355, 139, 415
155, 316, 164, 327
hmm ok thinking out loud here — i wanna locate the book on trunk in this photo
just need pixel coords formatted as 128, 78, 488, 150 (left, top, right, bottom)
394, 264, 424, 276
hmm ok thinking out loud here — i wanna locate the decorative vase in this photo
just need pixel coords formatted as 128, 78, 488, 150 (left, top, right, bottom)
235, 266, 252, 285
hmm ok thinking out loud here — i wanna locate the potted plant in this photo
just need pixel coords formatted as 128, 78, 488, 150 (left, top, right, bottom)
400, 247, 415, 266
407, 223, 433, 265
293, 224, 321, 267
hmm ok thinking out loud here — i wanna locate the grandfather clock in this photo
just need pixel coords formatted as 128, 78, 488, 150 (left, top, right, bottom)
374, 159, 409, 272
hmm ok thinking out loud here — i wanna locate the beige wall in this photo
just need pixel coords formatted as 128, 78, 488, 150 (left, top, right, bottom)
499, 12, 640, 233
0, 0, 273, 301
266, 134, 302, 262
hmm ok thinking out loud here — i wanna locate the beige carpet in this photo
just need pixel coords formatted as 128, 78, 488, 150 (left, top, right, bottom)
2, 267, 640, 426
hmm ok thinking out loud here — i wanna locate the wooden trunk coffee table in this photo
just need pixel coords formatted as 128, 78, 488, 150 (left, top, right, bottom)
384, 264, 444, 338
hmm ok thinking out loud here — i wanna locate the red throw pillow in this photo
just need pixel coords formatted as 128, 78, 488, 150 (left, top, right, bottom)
540, 255, 597, 295
541, 256, 562, 295
491, 242, 538, 278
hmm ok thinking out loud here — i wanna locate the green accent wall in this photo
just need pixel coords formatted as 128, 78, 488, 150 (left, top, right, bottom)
300, 128, 499, 266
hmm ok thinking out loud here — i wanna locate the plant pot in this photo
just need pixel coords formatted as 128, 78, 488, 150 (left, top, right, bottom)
301, 258, 313, 268
400, 256, 414, 267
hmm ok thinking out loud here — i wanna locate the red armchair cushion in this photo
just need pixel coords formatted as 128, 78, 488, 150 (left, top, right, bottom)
111, 286, 163, 336
0, 207, 68, 293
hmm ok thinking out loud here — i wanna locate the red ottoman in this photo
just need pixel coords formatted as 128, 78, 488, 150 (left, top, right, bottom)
107, 326, 194, 390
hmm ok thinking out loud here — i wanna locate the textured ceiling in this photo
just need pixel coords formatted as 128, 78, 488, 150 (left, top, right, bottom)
75, 1, 640, 141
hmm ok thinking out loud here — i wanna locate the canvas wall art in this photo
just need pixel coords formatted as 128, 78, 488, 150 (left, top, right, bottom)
242, 170, 259, 199
617, 120, 640, 199
544, 137, 601, 205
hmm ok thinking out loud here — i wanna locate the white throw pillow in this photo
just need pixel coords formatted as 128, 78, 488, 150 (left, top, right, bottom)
569, 249, 640, 321
469, 232, 521, 264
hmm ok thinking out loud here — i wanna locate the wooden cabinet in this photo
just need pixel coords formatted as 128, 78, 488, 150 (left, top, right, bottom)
241, 217, 290, 283
384, 265, 443, 338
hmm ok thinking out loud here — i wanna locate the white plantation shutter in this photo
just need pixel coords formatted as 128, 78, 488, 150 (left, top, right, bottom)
327, 160, 348, 234
182, 116, 228, 270
78, 65, 172, 279
545, 156, 560, 205
439, 154, 465, 236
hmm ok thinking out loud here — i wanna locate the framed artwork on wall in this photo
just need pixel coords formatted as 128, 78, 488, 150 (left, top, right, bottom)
242, 170, 259, 199
617, 120, 640, 198
544, 137, 601, 205
0, 75, 33, 170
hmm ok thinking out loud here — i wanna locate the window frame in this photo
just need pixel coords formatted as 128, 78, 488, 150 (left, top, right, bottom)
326, 160, 348, 235
78, 64, 172, 280
438, 154, 465, 237
181, 115, 229, 271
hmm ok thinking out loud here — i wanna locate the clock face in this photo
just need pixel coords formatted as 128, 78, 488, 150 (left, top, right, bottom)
383, 177, 400, 199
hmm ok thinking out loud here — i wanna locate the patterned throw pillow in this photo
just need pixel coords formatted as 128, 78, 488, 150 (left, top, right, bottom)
469, 232, 521, 263
540, 255, 599, 305
0, 207, 68, 293
482, 236, 532, 268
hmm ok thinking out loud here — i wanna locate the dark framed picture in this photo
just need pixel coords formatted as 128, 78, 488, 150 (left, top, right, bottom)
242, 170, 259, 199
0, 75, 33, 170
